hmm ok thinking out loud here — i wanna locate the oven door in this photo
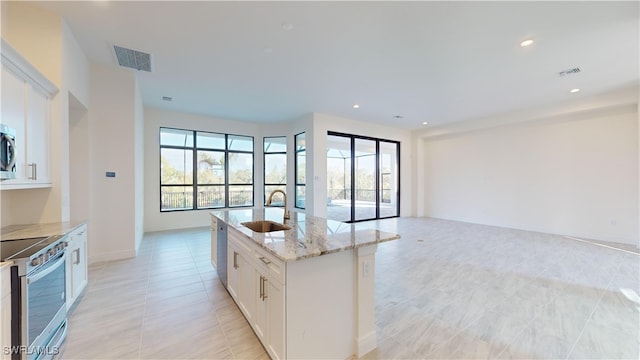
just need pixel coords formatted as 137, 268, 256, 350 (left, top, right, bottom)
22, 254, 67, 359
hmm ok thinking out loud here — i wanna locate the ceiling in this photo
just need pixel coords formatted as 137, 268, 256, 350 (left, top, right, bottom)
33, 1, 639, 129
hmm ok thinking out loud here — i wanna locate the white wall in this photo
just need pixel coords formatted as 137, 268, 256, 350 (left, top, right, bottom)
89, 64, 138, 262
0, 3, 90, 227
309, 112, 413, 218
134, 79, 145, 252
59, 20, 91, 222
421, 104, 639, 246
143, 107, 263, 232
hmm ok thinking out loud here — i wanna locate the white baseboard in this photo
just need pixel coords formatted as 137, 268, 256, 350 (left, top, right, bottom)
88, 249, 136, 264
356, 331, 377, 358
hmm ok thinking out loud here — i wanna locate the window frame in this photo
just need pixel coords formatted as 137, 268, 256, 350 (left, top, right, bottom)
294, 132, 306, 209
159, 127, 254, 212
263, 136, 287, 206
326, 131, 400, 222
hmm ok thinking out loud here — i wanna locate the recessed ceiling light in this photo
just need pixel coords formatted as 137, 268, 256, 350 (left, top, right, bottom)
263, 47, 273, 54
394, 115, 404, 119
422, 122, 428, 125
570, 88, 581, 93
520, 39, 534, 47
162, 96, 172, 101
353, 104, 360, 109
282, 23, 293, 31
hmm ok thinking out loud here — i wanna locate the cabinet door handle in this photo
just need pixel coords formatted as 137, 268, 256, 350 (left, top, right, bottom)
259, 275, 264, 300
28, 163, 37, 180
259, 256, 271, 265
262, 276, 268, 301
233, 251, 239, 269
74, 248, 80, 265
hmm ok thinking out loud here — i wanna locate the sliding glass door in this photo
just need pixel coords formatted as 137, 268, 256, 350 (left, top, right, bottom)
354, 138, 377, 221
379, 141, 399, 218
327, 132, 399, 222
327, 135, 352, 222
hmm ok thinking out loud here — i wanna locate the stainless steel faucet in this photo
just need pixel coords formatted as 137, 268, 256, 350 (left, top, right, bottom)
266, 189, 290, 221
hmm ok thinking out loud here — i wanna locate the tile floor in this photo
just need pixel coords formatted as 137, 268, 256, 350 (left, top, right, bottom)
59, 218, 639, 359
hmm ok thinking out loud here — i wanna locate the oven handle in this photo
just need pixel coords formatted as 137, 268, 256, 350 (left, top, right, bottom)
27, 254, 65, 284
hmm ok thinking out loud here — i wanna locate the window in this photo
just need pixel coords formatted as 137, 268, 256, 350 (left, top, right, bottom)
295, 132, 306, 209
264, 137, 287, 206
326, 132, 400, 222
160, 127, 253, 211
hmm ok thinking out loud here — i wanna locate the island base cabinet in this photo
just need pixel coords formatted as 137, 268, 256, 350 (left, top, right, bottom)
286, 250, 355, 360
266, 278, 285, 360
227, 239, 255, 322
226, 226, 376, 360
254, 270, 285, 360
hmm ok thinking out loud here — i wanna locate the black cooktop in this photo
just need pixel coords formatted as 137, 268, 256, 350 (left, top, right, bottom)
0, 236, 56, 261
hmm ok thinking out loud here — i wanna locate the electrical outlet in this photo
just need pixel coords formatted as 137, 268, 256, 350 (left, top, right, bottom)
363, 260, 371, 277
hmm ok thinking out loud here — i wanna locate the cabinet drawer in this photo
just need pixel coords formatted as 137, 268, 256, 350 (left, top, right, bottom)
252, 245, 285, 285
69, 224, 87, 239
229, 229, 255, 256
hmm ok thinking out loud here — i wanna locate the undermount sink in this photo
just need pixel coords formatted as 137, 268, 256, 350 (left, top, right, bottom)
242, 220, 291, 233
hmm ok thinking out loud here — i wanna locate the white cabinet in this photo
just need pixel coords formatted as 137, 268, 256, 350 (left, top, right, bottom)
227, 237, 255, 322
255, 268, 285, 360
25, 86, 50, 184
1, 263, 12, 360
227, 229, 285, 360
0, 39, 57, 190
65, 224, 88, 311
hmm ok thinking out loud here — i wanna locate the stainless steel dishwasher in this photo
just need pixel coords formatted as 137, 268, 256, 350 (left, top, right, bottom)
216, 221, 228, 288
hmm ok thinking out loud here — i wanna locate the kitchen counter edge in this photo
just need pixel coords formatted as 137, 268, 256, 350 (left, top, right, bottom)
211, 210, 400, 262
1, 221, 88, 241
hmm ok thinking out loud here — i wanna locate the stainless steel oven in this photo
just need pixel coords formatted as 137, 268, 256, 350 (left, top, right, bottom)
2, 235, 68, 360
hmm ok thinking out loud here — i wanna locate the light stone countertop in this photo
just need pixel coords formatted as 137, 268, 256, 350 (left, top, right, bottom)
0, 221, 87, 241
211, 208, 400, 262
0, 261, 12, 269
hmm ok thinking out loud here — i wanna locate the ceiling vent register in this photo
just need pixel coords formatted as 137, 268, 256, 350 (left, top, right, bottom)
113, 45, 153, 72
558, 67, 581, 77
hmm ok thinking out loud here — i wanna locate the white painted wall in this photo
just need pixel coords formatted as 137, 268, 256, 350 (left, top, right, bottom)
134, 80, 145, 252
421, 104, 639, 246
0, 2, 62, 88
59, 20, 91, 222
69, 95, 89, 223
89, 64, 138, 262
0, 4, 90, 227
309, 112, 413, 218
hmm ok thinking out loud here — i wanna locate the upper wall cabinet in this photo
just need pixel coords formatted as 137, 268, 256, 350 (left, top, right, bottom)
0, 39, 58, 190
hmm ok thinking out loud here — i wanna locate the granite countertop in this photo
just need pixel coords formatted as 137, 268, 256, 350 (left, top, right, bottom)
211, 208, 400, 262
0, 221, 87, 241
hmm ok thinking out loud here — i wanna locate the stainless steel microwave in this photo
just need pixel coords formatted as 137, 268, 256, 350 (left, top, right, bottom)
0, 123, 17, 181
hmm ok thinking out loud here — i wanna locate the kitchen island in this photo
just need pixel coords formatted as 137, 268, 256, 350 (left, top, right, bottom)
211, 208, 399, 360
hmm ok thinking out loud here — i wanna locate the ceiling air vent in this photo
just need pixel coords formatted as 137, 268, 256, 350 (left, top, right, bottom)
113, 45, 153, 72
558, 67, 581, 77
